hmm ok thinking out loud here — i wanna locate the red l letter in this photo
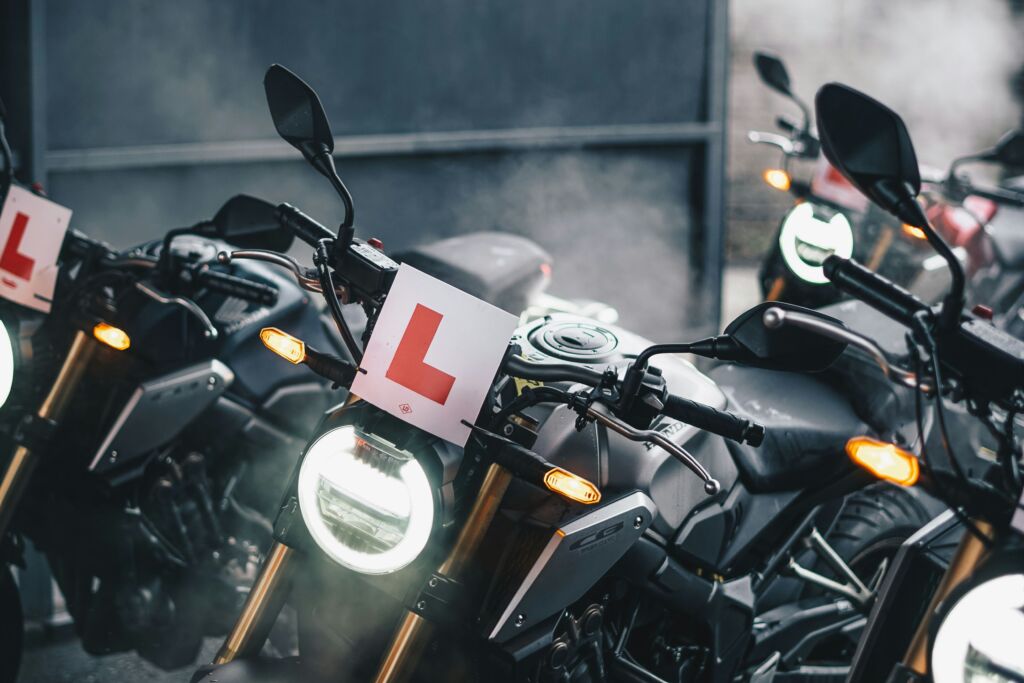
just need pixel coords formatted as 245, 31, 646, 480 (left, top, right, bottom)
0, 213, 35, 281
386, 304, 456, 405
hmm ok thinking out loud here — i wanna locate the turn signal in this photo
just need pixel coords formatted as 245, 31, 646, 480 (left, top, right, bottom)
763, 168, 791, 192
902, 223, 928, 240
846, 437, 919, 486
260, 327, 306, 364
544, 467, 601, 504
93, 322, 131, 351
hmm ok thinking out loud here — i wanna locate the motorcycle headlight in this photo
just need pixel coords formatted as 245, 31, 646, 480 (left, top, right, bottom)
0, 319, 15, 410
297, 425, 435, 575
778, 202, 854, 284
932, 573, 1024, 683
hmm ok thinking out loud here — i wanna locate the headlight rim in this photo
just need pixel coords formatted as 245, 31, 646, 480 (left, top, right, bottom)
929, 547, 1024, 683
296, 422, 440, 576
777, 201, 855, 285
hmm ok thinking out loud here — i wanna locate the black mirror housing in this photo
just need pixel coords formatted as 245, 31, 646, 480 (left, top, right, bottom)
723, 301, 847, 373
264, 64, 335, 166
211, 194, 294, 252
815, 83, 926, 228
753, 52, 793, 97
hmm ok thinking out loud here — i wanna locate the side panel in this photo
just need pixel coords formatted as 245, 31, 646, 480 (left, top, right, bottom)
486, 492, 656, 642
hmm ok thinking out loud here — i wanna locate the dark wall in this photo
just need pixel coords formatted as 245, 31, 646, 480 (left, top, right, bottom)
34, 0, 723, 341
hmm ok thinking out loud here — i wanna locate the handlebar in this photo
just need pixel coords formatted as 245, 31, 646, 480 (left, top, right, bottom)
275, 203, 335, 247
662, 394, 765, 447
822, 255, 929, 326
960, 184, 1024, 208
504, 355, 765, 448
194, 267, 278, 306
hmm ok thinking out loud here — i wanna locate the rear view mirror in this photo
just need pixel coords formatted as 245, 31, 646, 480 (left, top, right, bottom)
263, 64, 354, 230
815, 83, 925, 228
992, 129, 1024, 167
754, 52, 793, 97
264, 64, 335, 166
724, 301, 847, 373
211, 195, 294, 252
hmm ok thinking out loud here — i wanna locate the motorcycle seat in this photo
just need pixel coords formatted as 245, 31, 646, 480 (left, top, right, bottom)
395, 232, 550, 314
708, 364, 865, 493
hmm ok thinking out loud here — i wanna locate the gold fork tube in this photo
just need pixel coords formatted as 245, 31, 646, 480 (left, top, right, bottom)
903, 519, 992, 674
373, 463, 513, 683
214, 541, 296, 665
0, 330, 97, 539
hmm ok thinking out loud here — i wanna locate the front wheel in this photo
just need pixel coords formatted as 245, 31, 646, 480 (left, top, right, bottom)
0, 564, 23, 683
797, 484, 931, 667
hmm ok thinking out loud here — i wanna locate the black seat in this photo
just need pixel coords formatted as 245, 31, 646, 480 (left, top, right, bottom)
395, 232, 551, 314
708, 364, 866, 493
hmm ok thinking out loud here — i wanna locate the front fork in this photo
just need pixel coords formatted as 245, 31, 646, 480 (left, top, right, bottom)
210, 461, 514, 683
900, 519, 993, 676
0, 330, 98, 540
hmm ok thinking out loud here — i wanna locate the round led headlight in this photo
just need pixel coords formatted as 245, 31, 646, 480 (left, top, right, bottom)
778, 202, 854, 284
297, 425, 435, 575
0, 319, 15, 410
932, 573, 1024, 683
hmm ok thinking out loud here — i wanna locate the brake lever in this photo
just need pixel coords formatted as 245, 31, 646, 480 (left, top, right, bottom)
586, 402, 721, 495
747, 130, 796, 155
134, 281, 218, 340
763, 307, 931, 394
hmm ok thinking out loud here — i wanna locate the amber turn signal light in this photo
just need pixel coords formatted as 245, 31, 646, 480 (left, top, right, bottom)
846, 436, 919, 486
93, 322, 131, 351
763, 168, 791, 192
544, 467, 601, 504
902, 223, 927, 240
260, 327, 306, 364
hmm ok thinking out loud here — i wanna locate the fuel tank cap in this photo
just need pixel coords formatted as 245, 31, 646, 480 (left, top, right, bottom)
529, 320, 619, 361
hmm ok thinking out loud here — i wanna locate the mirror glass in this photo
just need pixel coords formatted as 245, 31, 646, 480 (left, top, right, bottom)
993, 129, 1024, 167
754, 52, 792, 96
264, 64, 335, 163
815, 83, 923, 226
211, 194, 294, 252
724, 301, 847, 372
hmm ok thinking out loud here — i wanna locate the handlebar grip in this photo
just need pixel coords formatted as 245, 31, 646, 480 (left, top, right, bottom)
823, 255, 929, 326
663, 394, 765, 447
198, 269, 278, 306
275, 203, 335, 247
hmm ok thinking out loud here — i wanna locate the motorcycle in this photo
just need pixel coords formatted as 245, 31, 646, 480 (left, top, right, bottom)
748, 51, 1024, 316
0, 92, 568, 682
763, 81, 1024, 682
186, 64, 943, 683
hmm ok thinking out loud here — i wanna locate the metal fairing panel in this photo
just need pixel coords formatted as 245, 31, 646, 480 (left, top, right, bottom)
88, 360, 234, 473
488, 491, 657, 643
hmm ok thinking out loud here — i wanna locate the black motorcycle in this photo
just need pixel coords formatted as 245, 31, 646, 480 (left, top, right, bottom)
748, 52, 1024, 316
773, 83, 1024, 683
181, 64, 945, 683
0, 93, 561, 682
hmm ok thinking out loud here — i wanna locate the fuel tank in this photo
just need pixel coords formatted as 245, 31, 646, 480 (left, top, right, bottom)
500, 315, 737, 539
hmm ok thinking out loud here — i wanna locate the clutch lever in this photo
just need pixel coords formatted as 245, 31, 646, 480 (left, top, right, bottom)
217, 249, 347, 300
134, 281, 218, 340
762, 306, 931, 394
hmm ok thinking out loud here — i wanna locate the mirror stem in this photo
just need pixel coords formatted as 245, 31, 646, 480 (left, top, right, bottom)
311, 152, 355, 229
